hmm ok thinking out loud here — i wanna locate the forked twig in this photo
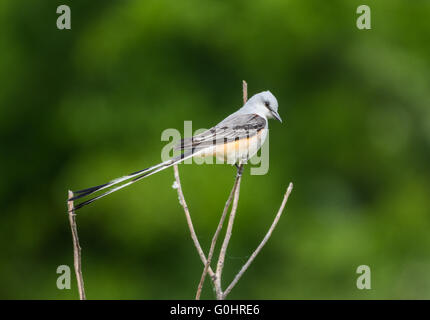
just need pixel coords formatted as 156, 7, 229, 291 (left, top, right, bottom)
214, 164, 243, 299
67, 191, 86, 300
174, 80, 293, 300
195, 80, 248, 300
195, 168, 242, 299
223, 183, 293, 298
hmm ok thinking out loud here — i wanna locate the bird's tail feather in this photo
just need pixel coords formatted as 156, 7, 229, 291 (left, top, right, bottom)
70, 161, 167, 201
69, 151, 196, 211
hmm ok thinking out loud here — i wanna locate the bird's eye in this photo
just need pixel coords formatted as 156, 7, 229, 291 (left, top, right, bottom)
264, 101, 270, 108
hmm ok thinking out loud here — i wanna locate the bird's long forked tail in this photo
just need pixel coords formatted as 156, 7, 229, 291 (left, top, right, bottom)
69, 151, 195, 211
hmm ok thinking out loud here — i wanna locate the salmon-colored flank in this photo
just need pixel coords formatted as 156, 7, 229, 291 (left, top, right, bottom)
196, 128, 265, 161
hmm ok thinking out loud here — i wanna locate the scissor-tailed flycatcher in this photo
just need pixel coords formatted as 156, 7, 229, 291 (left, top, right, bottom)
70, 91, 282, 210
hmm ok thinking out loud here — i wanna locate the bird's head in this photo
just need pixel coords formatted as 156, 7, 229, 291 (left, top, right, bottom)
246, 91, 282, 122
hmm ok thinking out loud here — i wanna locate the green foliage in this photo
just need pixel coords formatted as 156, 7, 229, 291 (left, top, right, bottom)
1, 0, 430, 299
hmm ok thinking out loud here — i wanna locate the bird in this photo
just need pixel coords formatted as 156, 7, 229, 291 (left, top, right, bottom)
70, 91, 282, 211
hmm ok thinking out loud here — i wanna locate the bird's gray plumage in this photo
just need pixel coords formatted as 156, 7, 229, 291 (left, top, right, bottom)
175, 113, 266, 151
70, 91, 282, 211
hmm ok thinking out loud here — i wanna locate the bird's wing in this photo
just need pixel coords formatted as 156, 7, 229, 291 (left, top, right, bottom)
174, 113, 266, 151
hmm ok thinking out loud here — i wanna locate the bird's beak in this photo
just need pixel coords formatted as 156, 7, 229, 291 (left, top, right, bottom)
272, 110, 282, 123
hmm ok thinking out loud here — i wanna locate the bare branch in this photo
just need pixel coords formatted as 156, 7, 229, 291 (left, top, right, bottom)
242, 80, 247, 104
223, 182, 294, 298
67, 191, 86, 300
215, 164, 244, 299
195, 80, 250, 300
196, 80, 248, 300
195, 171, 242, 299
173, 164, 215, 278
175, 80, 292, 300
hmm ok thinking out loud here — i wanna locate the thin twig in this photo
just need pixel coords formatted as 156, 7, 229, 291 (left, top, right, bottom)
195, 80, 250, 300
195, 173, 242, 299
173, 165, 215, 278
215, 165, 243, 299
67, 191, 86, 300
175, 80, 292, 300
223, 183, 293, 298
242, 80, 247, 104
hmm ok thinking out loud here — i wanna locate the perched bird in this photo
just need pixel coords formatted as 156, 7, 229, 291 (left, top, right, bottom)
70, 91, 282, 210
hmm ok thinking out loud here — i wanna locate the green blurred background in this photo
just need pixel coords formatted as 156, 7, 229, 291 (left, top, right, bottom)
1, 0, 430, 299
